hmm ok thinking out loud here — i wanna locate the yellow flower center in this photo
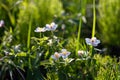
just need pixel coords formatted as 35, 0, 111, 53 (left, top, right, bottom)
54, 53, 59, 58
91, 38, 95, 43
49, 24, 54, 28
78, 51, 84, 55
62, 51, 67, 55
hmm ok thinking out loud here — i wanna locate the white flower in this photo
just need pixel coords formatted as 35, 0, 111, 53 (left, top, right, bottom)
53, 36, 58, 39
82, 16, 87, 23
47, 39, 53, 46
78, 50, 84, 56
0, 20, 4, 27
34, 27, 46, 32
51, 52, 61, 60
45, 22, 58, 31
61, 24, 66, 30
60, 49, 71, 59
4, 51, 9, 56
78, 50, 88, 56
13, 44, 21, 52
85, 37, 100, 47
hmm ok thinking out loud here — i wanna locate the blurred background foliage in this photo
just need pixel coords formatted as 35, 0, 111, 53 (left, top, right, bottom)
16, 0, 63, 44
98, 0, 120, 56
0, 0, 63, 44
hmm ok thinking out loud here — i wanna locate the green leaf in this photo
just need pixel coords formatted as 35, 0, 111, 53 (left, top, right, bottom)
16, 52, 27, 57
40, 60, 52, 66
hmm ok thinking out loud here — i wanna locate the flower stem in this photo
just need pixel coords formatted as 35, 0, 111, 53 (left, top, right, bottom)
92, 0, 96, 38
91, 0, 96, 56
76, 17, 82, 56
27, 15, 32, 70
27, 16, 32, 49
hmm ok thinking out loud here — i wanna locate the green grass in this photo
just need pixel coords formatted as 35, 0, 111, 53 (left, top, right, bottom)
0, 0, 120, 80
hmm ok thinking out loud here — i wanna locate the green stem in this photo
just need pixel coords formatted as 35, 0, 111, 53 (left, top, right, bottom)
40, 32, 41, 38
27, 15, 32, 70
27, 16, 32, 49
51, 31, 54, 37
76, 18, 82, 56
92, 0, 96, 38
91, 0, 96, 57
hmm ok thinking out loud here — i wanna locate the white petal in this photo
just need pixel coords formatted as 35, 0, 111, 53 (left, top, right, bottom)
96, 40, 100, 44
46, 24, 50, 27
66, 52, 71, 56
92, 37, 96, 40
85, 38, 92, 45
51, 22, 55, 25
92, 43, 98, 47
51, 55, 56, 60
61, 49, 67, 52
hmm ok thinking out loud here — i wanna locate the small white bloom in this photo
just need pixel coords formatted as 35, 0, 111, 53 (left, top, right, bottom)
60, 49, 71, 59
78, 50, 84, 56
78, 50, 88, 56
39, 53, 42, 57
61, 24, 65, 30
34, 27, 46, 32
51, 52, 61, 60
4, 51, 9, 56
47, 39, 53, 46
15, 0, 23, 5
53, 36, 58, 39
20, 60, 23, 63
68, 19, 75, 24
82, 16, 87, 23
13, 44, 21, 52
0, 20, 4, 27
45, 22, 58, 31
85, 37, 100, 47
77, 13, 82, 17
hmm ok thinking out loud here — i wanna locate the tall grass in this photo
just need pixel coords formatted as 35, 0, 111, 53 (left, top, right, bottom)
0, 1, 16, 26
76, 0, 87, 56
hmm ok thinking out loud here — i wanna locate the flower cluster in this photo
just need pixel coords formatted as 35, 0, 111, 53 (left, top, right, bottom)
51, 49, 71, 60
34, 22, 58, 32
47, 36, 59, 46
85, 37, 100, 47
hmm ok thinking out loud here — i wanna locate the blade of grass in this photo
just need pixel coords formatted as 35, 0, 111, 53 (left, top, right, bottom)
27, 15, 32, 70
27, 16, 32, 49
76, 17, 82, 56
1, 3, 15, 26
76, 0, 86, 56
